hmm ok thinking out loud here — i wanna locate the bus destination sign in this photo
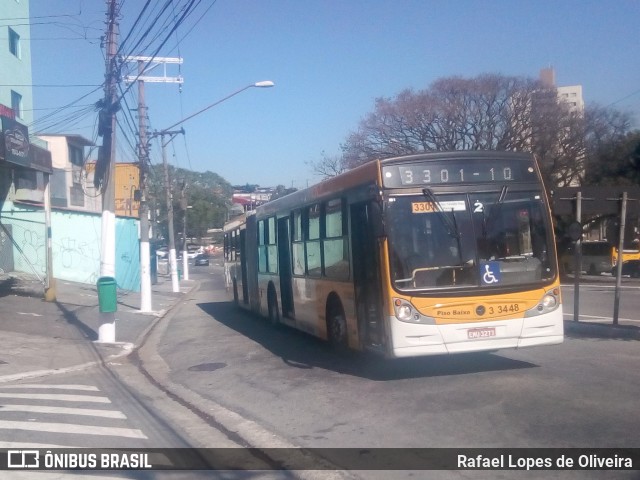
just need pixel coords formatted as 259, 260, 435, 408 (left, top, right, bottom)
382, 159, 536, 188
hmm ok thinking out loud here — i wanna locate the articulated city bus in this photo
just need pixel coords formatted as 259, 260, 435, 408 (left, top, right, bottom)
224, 151, 563, 358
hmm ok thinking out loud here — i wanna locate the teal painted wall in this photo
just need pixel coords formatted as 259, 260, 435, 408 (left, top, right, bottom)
0, 202, 141, 291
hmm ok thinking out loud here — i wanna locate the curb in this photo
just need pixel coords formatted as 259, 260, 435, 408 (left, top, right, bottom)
132, 279, 356, 479
564, 320, 640, 340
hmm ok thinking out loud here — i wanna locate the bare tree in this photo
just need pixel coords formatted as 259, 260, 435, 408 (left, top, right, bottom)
341, 73, 632, 189
307, 151, 348, 179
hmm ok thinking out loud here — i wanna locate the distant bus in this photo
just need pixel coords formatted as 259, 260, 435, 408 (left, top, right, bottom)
568, 241, 613, 276
612, 245, 640, 267
224, 151, 563, 358
561, 241, 640, 275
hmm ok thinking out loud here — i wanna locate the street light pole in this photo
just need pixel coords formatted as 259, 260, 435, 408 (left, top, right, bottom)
151, 80, 274, 292
160, 81, 275, 133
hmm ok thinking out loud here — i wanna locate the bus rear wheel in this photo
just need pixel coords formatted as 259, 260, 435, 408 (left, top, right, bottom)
232, 279, 239, 305
327, 303, 347, 349
268, 286, 280, 326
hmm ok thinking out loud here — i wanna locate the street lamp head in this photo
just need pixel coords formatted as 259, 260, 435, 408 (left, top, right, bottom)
254, 81, 275, 88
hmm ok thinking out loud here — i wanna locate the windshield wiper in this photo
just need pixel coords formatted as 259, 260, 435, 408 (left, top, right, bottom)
481, 185, 509, 241
422, 188, 460, 239
421, 188, 465, 267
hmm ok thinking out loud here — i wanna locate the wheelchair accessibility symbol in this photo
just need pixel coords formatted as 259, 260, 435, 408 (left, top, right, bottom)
481, 262, 501, 285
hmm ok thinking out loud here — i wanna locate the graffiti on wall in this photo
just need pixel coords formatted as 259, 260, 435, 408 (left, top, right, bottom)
2, 203, 140, 291
59, 236, 101, 285
20, 228, 46, 276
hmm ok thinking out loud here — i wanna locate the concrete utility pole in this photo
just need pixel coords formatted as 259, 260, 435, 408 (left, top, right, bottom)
181, 181, 190, 281
123, 56, 183, 310
136, 61, 152, 312
573, 191, 582, 323
43, 173, 55, 302
99, 0, 119, 280
613, 192, 627, 326
157, 129, 184, 293
97, 0, 119, 343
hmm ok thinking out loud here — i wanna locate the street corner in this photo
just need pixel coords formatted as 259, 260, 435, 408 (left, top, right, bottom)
0, 330, 101, 384
93, 341, 136, 362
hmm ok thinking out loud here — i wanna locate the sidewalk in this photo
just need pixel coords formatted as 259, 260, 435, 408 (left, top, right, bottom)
0, 275, 194, 383
561, 273, 640, 340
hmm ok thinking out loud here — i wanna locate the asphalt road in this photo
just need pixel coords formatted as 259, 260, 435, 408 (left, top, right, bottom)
150, 262, 640, 479
2, 261, 637, 479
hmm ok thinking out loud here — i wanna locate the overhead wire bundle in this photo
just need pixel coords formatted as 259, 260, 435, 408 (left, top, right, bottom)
21, 0, 215, 192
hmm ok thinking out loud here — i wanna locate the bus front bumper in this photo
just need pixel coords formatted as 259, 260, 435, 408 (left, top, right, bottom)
388, 309, 564, 358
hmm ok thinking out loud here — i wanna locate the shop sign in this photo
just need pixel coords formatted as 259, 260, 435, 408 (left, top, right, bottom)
1, 116, 30, 167
0, 115, 52, 173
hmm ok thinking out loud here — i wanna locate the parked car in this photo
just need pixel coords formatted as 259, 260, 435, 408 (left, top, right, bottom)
186, 245, 204, 259
612, 260, 640, 278
194, 253, 209, 266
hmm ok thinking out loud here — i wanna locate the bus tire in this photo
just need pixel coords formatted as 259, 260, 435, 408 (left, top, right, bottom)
232, 279, 239, 305
326, 298, 347, 349
268, 284, 280, 326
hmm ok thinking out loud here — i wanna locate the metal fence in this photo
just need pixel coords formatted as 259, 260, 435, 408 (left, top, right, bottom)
0, 205, 46, 295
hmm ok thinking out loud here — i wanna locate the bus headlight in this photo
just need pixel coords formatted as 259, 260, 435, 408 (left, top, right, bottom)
541, 294, 557, 309
394, 300, 413, 321
525, 288, 560, 317
393, 298, 435, 324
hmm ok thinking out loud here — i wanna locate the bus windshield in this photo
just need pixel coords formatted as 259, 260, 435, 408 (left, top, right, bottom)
387, 189, 555, 292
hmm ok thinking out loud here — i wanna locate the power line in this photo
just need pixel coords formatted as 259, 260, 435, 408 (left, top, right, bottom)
607, 89, 640, 108
116, 0, 200, 102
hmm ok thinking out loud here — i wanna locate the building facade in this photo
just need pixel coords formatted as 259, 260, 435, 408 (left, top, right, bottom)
0, 0, 34, 126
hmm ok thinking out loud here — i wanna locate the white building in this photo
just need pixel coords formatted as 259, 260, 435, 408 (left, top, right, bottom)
540, 67, 584, 114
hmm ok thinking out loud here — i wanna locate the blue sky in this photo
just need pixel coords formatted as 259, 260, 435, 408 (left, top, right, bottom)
27, 0, 640, 189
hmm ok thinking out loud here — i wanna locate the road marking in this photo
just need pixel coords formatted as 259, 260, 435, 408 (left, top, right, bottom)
0, 393, 111, 403
0, 404, 126, 419
0, 441, 81, 448
0, 420, 147, 438
16, 312, 43, 317
0, 384, 100, 391
0, 474, 127, 480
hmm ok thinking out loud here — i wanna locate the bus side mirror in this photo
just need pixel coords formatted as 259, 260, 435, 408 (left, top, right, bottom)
370, 201, 386, 238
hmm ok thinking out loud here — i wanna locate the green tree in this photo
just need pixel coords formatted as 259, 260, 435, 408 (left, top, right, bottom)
583, 122, 640, 186
147, 164, 232, 244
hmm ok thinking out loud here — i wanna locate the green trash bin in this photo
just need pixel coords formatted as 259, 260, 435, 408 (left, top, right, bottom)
97, 276, 117, 313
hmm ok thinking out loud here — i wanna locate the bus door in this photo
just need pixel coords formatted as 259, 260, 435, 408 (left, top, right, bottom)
351, 202, 384, 351
239, 230, 249, 304
277, 217, 294, 318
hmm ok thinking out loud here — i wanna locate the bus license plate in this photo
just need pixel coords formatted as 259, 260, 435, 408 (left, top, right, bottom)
467, 327, 496, 339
